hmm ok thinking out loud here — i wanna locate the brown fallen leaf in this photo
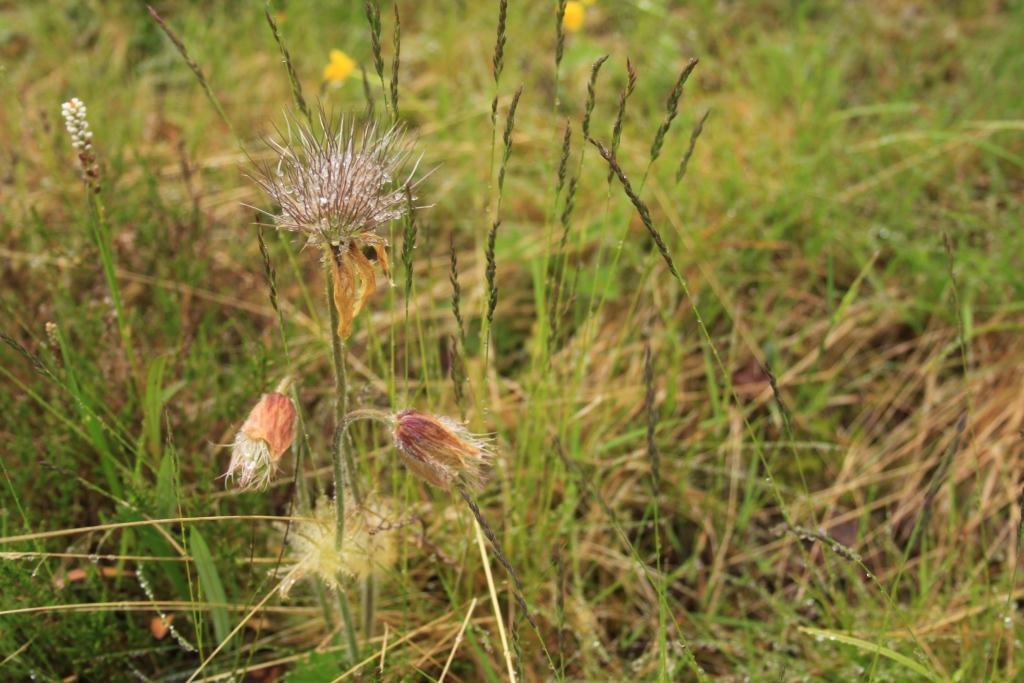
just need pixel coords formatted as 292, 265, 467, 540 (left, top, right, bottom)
53, 566, 133, 589
150, 614, 174, 640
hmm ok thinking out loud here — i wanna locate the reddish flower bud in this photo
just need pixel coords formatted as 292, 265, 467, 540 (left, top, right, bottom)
226, 392, 296, 490
391, 410, 492, 491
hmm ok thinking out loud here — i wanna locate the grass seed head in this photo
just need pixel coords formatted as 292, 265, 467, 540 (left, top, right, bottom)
225, 392, 296, 491
391, 410, 493, 491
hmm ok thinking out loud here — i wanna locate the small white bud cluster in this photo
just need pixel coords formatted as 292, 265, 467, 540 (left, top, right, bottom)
60, 98, 93, 152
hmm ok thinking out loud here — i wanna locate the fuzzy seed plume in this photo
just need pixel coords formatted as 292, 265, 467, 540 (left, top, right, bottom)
275, 495, 397, 598
251, 110, 418, 249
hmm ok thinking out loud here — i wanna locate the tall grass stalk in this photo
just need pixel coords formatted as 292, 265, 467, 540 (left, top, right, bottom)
544, 55, 608, 360
483, 85, 523, 371
86, 193, 140, 400
263, 5, 310, 124
390, 2, 401, 121
364, 0, 387, 117
675, 109, 710, 183
589, 136, 921, 655
147, 5, 236, 139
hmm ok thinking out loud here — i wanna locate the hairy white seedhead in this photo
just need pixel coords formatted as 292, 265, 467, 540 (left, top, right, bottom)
251, 110, 420, 248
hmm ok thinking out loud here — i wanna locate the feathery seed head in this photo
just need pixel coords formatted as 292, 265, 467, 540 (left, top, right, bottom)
275, 495, 397, 598
252, 111, 421, 338
225, 392, 296, 491
391, 410, 493, 491
251, 110, 418, 250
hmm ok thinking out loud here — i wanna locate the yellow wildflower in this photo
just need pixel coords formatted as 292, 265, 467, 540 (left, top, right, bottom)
323, 49, 356, 83
563, 1, 585, 32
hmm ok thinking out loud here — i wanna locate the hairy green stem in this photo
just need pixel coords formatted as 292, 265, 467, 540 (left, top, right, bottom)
322, 250, 362, 659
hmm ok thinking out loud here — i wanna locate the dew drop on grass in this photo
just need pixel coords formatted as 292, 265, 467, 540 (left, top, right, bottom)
88, 553, 100, 564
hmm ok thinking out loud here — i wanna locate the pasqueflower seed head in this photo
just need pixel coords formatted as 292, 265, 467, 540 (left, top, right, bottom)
250, 109, 419, 249
274, 496, 397, 598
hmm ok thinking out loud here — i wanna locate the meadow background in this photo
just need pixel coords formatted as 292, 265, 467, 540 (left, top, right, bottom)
2, 0, 1023, 680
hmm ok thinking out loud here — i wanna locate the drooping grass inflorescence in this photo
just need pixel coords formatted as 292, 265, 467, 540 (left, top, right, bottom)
649, 57, 699, 166
264, 5, 310, 123
364, 0, 386, 112
582, 54, 610, 141
390, 2, 401, 120
676, 108, 711, 183
587, 137, 682, 282
484, 85, 524, 360
147, 5, 234, 134
607, 59, 638, 183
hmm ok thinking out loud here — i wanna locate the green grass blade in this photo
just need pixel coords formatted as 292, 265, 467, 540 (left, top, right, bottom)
799, 628, 940, 681
189, 527, 231, 647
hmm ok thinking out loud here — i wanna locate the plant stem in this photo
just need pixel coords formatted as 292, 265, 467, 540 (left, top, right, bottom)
322, 249, 362, 660
88, 194, 139, 397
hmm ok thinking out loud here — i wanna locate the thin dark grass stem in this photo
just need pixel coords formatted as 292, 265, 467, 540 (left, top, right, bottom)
555, 444, 707, 681
264, 4, 310, 124
147, 5, 236, 139
456, 485, 557, 674
591, 136, 935, 669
